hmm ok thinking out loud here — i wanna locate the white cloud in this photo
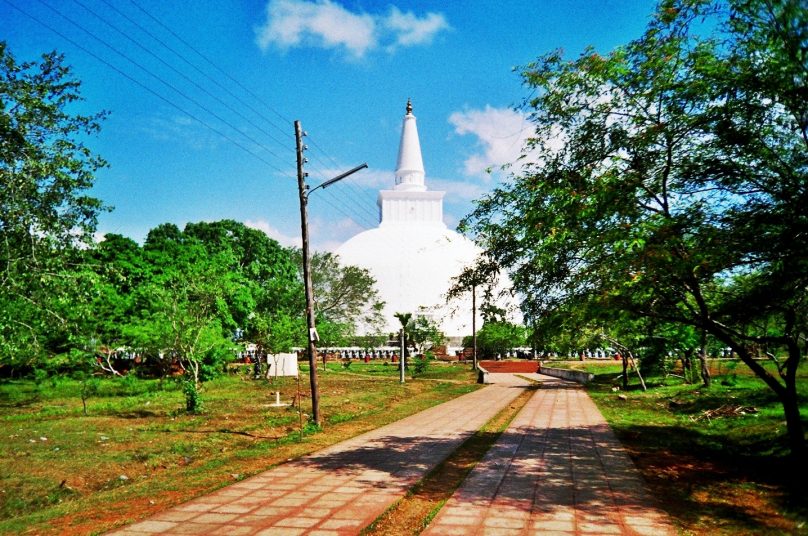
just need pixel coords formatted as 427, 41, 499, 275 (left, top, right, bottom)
448, 106, 535, 179
255, 0, 375, 58
245, 217, 363, 252
244, 218, 302, 248
309, 216, 364, 252
383, 7, 450, 49
255, 0, 449, 59
428, 177, 486, 203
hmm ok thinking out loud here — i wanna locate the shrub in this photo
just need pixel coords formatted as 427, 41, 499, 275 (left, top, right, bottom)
412, 353, 431, 378
182, 378, 204, 413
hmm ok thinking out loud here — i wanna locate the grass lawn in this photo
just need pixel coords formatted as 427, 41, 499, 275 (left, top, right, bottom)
6, 356, 805, 535
0, 360, 479, 535
549, 358, 808, 534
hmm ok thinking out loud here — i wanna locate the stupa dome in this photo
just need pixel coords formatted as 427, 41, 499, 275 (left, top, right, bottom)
336, 223, 481, 338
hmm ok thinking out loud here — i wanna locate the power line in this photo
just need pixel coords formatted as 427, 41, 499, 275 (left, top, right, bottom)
8, 0, 379, 235
95, 0, 294, 153
312, 191, 376, 230
5, 0, 290, 176
128, 0, 380, 221
310, 158, 378, 227
115, 0, 378, 229
315, 187, 377, 229
129, 0, 293, 135
306, 142, 376, 220
46, 0, 293, 169
304, 146, 380, 223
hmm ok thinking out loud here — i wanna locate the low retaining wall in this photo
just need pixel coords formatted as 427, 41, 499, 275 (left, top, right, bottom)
477, 366, 489, 384
475, 362, 594, 385
539, 366, 595, 385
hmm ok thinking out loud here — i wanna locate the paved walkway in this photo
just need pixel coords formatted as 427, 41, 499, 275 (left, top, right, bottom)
108, 374, 530, 535
109, 373, 675, 536
423, 374, 676, 535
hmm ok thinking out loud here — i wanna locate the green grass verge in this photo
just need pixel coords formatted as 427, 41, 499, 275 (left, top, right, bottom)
550, 359, 808, 534
0, 363, 479, 535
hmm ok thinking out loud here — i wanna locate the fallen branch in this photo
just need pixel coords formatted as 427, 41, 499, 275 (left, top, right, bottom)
155, 428, 282, 440
690, 404, 758, 423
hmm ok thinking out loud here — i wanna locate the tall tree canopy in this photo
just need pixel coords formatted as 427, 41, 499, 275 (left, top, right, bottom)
89, 220, 302, 371
0, 43, 108, 369
460, 0, 807, 456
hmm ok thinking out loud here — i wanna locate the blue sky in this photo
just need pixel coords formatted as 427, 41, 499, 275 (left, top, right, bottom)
3, 0, 657, 251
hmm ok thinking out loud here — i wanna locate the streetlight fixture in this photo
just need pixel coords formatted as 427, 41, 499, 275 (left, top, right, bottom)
295, 120, 367, 426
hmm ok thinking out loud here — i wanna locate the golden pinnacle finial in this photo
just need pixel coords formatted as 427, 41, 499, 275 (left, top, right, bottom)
406, 98, 413, 115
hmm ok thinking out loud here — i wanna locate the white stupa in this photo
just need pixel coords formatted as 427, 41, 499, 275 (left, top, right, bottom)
336, 100, 487, 341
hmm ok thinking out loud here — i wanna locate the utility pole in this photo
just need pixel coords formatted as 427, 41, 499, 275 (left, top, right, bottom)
399, 329, 405, 384
294, 120, 367, 427
472, 284, 477, 371
295, 120, 320, 426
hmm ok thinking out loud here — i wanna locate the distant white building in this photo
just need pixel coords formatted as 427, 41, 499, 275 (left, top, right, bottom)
336, 100, 516, 342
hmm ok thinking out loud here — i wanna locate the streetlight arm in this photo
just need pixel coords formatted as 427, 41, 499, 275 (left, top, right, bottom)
306, 163, 368, 198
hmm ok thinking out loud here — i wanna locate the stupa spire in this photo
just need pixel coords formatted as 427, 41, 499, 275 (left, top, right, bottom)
394, 98, 426, 192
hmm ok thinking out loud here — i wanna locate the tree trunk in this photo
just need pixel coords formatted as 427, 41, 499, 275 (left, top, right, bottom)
781, 388, 807, 463
698, 331, 711, 387
783, 340, 807, 465
265, 354, 273, 381
622, 353, 628, 390
698, 354, 711, 387
709, 324, 806, 461
403, 333, 410, 369
682, 349, 693, 384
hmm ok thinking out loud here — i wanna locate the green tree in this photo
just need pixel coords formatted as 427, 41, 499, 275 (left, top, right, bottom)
464, 321, 527, 360
527, 299, 600, 358
408, 315, 445, 355
150, 221, 305, 388
183, 220, 300, 329
0, 44, 108, 372
79, 220, 304, 387
460, 0, 806, 456
249, 310, 305, 355
80, 234, 148, 376
308, 251, 385, 343
130, 244, 235, 411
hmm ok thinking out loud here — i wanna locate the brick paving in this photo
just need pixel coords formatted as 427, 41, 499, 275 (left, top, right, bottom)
107, 374, 531, 535
109, 372, 676, 535
422, 374, 676, 536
